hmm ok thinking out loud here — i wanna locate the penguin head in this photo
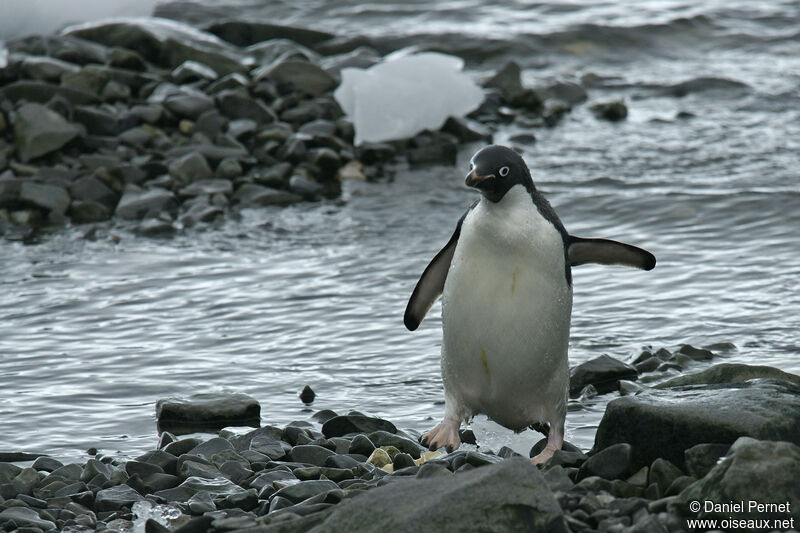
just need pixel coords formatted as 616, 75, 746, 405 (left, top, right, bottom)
465, 145, 534, 203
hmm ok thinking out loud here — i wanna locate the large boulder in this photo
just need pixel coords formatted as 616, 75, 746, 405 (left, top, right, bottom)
308, 458, 567, 533
672, 437, 800, 522
63, 18, 250, 75
13, 103, 82, 162
205, 21, 334, 48
591, 368, 800, 470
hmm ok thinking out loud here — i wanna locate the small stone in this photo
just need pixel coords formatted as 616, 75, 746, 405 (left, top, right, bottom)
13, 103, 82, 162
393, 453, 416, 470
683, 443, 729, 479
172, 60, 218, 83
348, 435, 375, 457
187, 490, 216, 513
591, 100, 628, 121
288, 445, 336, 467
569, 355, 638, 397
168, 152, 212, 188
648, 458, 683, 495
179, 179, 233, 198
163, 91, 215, 120
216, 89, 276, 124
115, 186, 177, 220
215, 157, 242, 179
271, 479, 340, 504
483, 61, 524, 100
31, 457, 63, 473
266, 60, 336, 96
578, 443, 632, 481
233, 183, 302, 207
0, 507, 56, 530
95, 484, 144, 512
289, 175, 322, 198
299, 385, 315, 404
441, 117, 492, 142
322, 415, 397, 438
366, 448, 392, 469
665, 475, 695, 496
19, 182, 70, 214
137, 217, 176, 238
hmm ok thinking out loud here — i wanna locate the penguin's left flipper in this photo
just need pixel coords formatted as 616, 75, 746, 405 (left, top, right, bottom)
568, 236, 656, 270
404, 206, 473, 331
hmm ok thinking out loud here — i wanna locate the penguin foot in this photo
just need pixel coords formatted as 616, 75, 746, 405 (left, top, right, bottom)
530, 425, 564, 465
419, 417, 461, 453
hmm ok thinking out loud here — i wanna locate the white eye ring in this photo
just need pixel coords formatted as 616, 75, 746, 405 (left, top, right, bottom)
498, 166, 510, 177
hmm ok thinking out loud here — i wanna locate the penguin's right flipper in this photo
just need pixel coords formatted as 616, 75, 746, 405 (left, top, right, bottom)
404, 208, 471, 331
568, 236, 656, 270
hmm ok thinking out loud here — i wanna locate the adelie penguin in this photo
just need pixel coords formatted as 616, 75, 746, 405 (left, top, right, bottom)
405, 145, 655, 464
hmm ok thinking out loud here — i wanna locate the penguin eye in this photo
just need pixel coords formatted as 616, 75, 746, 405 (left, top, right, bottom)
498, 166, 510, 177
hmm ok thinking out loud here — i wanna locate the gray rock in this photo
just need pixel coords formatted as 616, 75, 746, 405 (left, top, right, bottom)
13, 103, 82, 162
166, 144, 248, 163
134, 450, 178, 474
656, 362, 800, 389
21, 55, 80, 81
321, 415, 397, 438
348, 435, 375, 457
672, 438, 800, 521
648, 458, 683, 496
216, 89, 276, 124
368, 431, 424, 459
171, 60, 218, 82
0, 507, 56, 530
72, 106, 120, 136
592, 377, 800, 470
189, 437, 234, 462
441, 116, 492, 142
266, 60, 336, 97
31, 457, 63, 473
219, 461, 253, 484
95, 484, 144, 512
187, 490, 216, 513
19, 182, 71, 214
70, 200, 112, 223
308, 148, 341, 181
69, 175, 118, 207
271, 479, 340, 504
156, 393, 260, 431
164, 91, 216, 120
0, 81, 98, 106
542, 81, 587, 105
179, 179, 233, 197
233, 183, 302, 206
168, 152, 212, 187
215, 157, 242, 179
683, 443, 730, 479
227, 118, 258, 139
591, 100, 628, 121
115, 186, 177, 220
483, 61, 524, 100
578, 443, 632, 481
569, 354, 638, 397
154, 475, 245, 502
289, 445, 336, 467
289, 175, 322, 198
108, 47, 148, 71
65, 19, 249, 75
308, 458, 567, 533
178, 460, 222, 480
125, 460, 163, 478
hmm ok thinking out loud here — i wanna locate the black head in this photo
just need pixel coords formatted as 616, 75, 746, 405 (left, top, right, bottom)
465, 145, 534, 202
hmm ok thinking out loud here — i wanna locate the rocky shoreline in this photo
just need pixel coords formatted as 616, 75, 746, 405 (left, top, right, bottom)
0, 16, 609, 244
1, 359, 798, 533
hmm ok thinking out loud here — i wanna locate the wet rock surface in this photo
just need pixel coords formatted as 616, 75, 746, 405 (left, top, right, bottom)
1, 363, 797, 532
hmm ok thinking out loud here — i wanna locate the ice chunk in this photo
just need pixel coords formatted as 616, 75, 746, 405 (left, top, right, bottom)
131, 500, 185, 533
334, 50, 484, 145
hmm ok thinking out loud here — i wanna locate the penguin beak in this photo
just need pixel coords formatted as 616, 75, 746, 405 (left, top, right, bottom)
465, 170, 494, 188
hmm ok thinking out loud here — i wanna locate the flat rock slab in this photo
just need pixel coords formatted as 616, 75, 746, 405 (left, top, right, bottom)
569, 354, 638, 397
156, 393, 260, 433
305, 458, 567, 533
592, 378, 800, 470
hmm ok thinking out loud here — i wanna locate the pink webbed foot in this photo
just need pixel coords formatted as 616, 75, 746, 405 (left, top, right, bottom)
419, 417, 461, 453
530, 424, 564, 465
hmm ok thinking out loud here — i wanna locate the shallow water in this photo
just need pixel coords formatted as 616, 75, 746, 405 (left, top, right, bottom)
1, 0, 799, 462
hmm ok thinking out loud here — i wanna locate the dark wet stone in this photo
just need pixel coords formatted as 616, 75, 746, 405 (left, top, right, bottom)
299, 385, 315, 404
648, 458, 683, 496
125, 461, 163, 479
368, 431, 423, 459
483, 61, 524, 100
312, 409, 338, 425
676, 344, 713, 361
206, 21, 334, 48
288, 445, 336, 467
0, 507, 56, 530
308, 148, 341, 181
179, 179, 233, 198
591, 100, 628, 121
22, 56, 80, 82
136, 450, 178, 475
172, 60, 218, 83
95, 484, 144, 512
107, 47, 148, 71
656, 362, 800, 389
392, 453, 415, 470
187, 490, 216, 513
578, 443, 632, 481
441, 116, 492, 142
178, 460, 222, 480
115, 186, 177, 220
272, 479, 340, 504
72, 106, 121, 136
168, 152, 212, 188
311, 458, 566, 532
348, 435, 375, 457
31, 457, 63, 473
406, 136, 458, 167
322, 415, 397, 438
49, 463, 83, 481
13, 103, 82, 163
206, 73, 251, 94
194, 109, 227, 139
233, 183, 303, 207
325, 454, 362, 470
672, 438, 800, 520
356, 142, 395, 165
154, 475, 245, 502
216, 89, 276, 124
665, 475, 695, 496
542, 81, 587, 105
65, 19, 248, 75
569, 354, 638, 397
227, 118, 258, 139
634, 356, 661, 374
665, 77, 749, 97
265, 60, 336, 97
592, 376, 800, 470
166, 144, 248, 163
163, 91, 215, 120
18, 182, 71, 215
683, 443, 730, 479
155, 393, 260, 431
0, 81, 99, 106
215, 157, 242, 180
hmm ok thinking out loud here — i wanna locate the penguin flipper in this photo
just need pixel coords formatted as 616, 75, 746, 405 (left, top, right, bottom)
568, 236, 656, 270
404, 208, 471, 331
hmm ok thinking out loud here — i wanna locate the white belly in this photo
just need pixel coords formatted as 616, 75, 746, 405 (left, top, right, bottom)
441, 187, 572, 430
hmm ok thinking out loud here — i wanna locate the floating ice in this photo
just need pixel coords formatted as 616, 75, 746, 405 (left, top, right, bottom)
131, 500, 185, 533
334, 50, 484, 145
